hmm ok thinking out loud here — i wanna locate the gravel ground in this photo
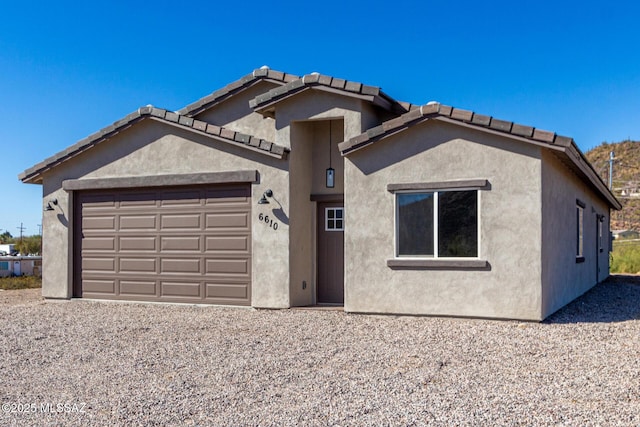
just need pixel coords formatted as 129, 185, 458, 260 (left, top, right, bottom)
0, 278, 639, 426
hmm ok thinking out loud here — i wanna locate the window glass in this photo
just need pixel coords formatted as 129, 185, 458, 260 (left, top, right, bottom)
599, 217, 603, 251
0, 262, 8, 270
397, 193, 434, 256
576, 205, 584, 257
438, 191, 478, 257
325, 208, 344, 231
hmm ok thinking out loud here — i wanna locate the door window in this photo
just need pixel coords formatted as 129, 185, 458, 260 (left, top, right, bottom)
325, 207, 344, 231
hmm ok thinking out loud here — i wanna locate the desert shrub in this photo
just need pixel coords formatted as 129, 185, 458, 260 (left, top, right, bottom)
0, 276, 42, 290
611, 242, 640, 274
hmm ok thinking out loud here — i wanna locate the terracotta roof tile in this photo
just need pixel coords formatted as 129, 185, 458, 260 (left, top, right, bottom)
554, 135, 573, 147
318, 75, 333, 86
471, 113, 491, 126
532, 128, 555, 143
489, 118, 512, 132
451, 108, 473, 122
205, 123, 221, 136
192, 120, 207, 132
220, 128, 236, 140
345, 81, 362, 93
511, 123, 534, 138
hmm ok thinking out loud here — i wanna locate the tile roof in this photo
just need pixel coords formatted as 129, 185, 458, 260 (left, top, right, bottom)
339, 102, 621, 210
249, 72, 413, 116
339, 102, 574, 154
19, 106, 288, 184
178, 67, 300, 117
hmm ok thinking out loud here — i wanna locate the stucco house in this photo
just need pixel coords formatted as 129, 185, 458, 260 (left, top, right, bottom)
19, 67, 620, 321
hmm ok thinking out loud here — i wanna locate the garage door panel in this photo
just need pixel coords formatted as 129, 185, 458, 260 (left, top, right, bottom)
81, 194, 116, 208
161, 214, 201, 229
206, 283, 249, 300
82, 279, 116, 294
77, 183, 251, 305
120, 215, 157, 230
120, 236, 156, 251
161, 258, 201, 274
206, 259, 249, 275
82, 237, 116, 251
206, 213, 248, 229
161, 281, 202, 297
83, 257, 116, 272
120, 280, 157, 296
161, 190, 201, 206
119, 193, 157, 206
206, 236, 249, 252
161, 236, 201, 251
119, 258, 157, 273
83, 216, 116, 231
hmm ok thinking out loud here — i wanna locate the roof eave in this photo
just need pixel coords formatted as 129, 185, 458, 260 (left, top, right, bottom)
19, 107, 289, 184
339, 104, 621, 211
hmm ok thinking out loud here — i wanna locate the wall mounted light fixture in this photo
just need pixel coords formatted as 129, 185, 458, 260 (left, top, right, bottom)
258, 189, 273, 204
326, 120, 335, 188
44, 199, 58, 212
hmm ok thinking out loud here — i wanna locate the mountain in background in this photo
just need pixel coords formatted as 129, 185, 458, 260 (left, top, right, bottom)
585, 140, 640, 231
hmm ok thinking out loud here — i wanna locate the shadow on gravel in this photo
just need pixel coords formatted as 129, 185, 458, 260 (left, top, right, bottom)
545, 275, 640, 324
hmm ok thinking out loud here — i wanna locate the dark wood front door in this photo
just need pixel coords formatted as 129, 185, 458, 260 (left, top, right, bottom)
317, 202, 344, 304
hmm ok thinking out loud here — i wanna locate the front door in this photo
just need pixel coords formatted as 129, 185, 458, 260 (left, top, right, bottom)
317, 203, 344, 304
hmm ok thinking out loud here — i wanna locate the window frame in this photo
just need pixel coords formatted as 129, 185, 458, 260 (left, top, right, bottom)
576, 199, 585, 263
325, 207, 344, 232
393, 188, 481, 260
598, 215, 604, 253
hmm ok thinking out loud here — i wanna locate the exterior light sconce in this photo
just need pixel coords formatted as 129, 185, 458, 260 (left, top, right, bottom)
326, 167, 335, 188
44, 199, 58, 211
326, 120, 335, 188
258, 189, 273, 204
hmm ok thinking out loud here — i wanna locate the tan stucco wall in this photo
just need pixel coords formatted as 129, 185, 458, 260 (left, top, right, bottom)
540, 150, 611, 318
288, 121, 314, 306
343, 120, 544, 320
193, 80, 279, 142
311, 120, 344, 195
273, 90, 368, 147
40, 119, 291, 308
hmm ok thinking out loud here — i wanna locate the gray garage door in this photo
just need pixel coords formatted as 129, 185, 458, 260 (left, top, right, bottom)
73, 184, 251, 305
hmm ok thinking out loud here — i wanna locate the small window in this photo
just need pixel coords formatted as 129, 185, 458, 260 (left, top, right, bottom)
576, 201, 584, 261
598, 215, 604, 253
325, 207, 344, 231
396, 190, 478, 258
0, 262, 8, 271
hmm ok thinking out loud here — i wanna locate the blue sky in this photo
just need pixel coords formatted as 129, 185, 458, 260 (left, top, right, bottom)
2, 0, 640, 236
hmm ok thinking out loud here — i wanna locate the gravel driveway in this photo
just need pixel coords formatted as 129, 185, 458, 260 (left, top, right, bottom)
1, 277, 639, 426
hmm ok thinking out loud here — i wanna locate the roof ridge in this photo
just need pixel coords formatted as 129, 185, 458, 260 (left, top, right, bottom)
178, 68, 300, 117
249, 72, 409, 114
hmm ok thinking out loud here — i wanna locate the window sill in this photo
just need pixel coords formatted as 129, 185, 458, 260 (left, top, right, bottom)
576, 256, 585, 263
387, 258, 489, 270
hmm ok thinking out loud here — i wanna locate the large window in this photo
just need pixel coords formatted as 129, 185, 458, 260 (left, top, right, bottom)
397, 190, 478, 258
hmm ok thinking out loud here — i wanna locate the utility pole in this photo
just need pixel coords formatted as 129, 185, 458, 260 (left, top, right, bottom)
37, 224, 42, 255
609, 151, 615, 189
17, 223, 25, 244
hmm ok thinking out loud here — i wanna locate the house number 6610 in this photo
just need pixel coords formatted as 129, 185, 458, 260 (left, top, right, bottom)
258, 213, 279, 230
